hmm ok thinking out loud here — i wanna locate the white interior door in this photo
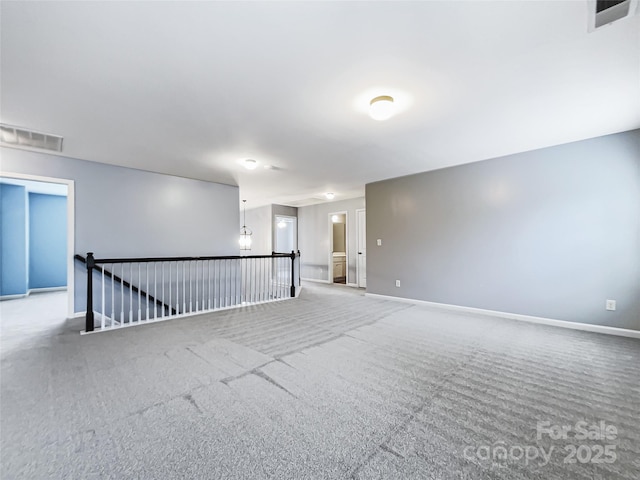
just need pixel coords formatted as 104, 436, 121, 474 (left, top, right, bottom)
356, 209, 366, 288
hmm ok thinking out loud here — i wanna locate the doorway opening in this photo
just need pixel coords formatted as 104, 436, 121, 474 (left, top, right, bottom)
329, 212, 347, 284
0, 172, 75, 320
274, 215, 297, 253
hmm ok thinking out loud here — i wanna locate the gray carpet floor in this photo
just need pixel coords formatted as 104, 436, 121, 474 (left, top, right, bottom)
1, 283, 639, 479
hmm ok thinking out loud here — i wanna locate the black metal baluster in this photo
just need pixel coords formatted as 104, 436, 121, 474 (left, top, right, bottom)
85, 252, 95, 332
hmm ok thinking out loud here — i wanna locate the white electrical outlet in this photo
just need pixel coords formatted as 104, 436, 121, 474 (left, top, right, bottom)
395, 280, 401, 287
377, 239, 382, 246
606, 299, 616, 311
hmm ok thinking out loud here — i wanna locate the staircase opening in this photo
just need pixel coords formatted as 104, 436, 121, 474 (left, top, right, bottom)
79, 251, 301, 333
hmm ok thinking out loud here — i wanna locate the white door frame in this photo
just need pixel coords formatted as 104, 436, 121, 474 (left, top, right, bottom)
0, 171, 75, 318
328, 211, 348, 283
356, 208, 366, 288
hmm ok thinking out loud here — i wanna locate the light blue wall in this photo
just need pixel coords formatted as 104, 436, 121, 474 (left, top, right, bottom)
28, 193, 67, 289
366, 130, 640, 331
0, 184, 28, 296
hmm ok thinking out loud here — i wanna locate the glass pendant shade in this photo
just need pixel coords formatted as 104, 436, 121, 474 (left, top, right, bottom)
239, 199, 252, 250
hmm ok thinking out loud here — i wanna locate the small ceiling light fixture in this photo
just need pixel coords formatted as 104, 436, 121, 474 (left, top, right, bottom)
325, 192, 335, 200
239, 199, 252, 250
243, 159, 258, 170
331, 214, 340, 223
369, 95, 395, 121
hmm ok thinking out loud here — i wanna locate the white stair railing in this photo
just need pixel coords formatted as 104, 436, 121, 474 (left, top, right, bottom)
79, 251, 300, 333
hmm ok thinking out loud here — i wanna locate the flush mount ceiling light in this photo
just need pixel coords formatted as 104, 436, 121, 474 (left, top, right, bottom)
354, 89, 412, 119
243, 159, 258, 170
369, 95, 395, 121
325, 192, 335, 200
331, 215, 340, 223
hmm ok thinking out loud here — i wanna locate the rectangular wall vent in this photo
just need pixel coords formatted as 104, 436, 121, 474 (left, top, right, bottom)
589, 0, 639, 30
0, 124, 63, 152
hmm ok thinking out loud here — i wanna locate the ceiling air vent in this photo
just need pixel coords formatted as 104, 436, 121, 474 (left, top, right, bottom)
0, 124, 64, 152
589, 0, 639, 30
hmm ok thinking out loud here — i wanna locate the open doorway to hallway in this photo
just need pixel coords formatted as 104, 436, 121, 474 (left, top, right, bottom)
329, 212, 347, 284
274, 215, 297, 253
0, 174, 75, 324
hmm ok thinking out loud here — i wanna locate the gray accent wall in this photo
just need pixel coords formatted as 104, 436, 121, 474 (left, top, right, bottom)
1, 148, 239, 312
366, 130, 640, 331
272, 204, 298, 219
298, 197, 365, 283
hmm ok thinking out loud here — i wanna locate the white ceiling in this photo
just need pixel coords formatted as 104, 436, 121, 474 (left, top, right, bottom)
1, 1, 638, 207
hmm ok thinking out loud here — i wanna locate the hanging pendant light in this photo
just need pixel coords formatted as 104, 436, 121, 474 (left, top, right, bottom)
239, 199, 252, 250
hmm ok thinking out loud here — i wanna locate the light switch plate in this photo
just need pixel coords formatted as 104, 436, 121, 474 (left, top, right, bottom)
377, 239, 382, 246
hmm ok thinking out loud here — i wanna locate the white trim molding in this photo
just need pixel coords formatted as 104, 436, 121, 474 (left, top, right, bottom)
301, 278, 360, 289
0, 286, 67, 301
301, 277, 330, 284
69, 311, 85, 320
365, 293, 640, 339
355, 208, 366, 289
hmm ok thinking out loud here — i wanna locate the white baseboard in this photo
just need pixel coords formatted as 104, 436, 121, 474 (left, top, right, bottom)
1, 286, 67, 301
301, 277, 330, 284
302, 278, 361, 289
365, 293, 640, 340
30, 286, 67, 293
0, 293, 27, 300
